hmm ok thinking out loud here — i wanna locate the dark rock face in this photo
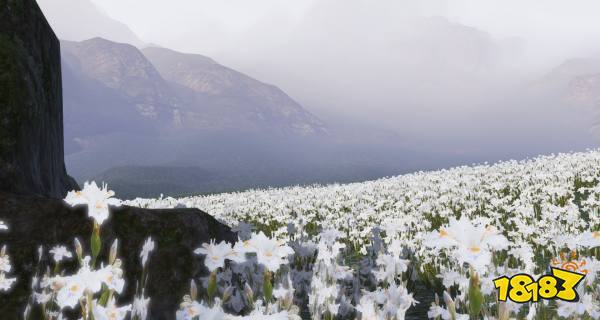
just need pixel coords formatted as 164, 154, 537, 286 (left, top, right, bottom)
0, 2, 237, 319
0, 0, 78, 198
0, 192, 236, 319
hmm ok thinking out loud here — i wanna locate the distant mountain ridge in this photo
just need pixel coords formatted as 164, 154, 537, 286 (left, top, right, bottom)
60, 37, 338, 184
62, 39, 180, 123
529, 56, 600, 110
143, 47, 327, 135
62, 38, 327, 140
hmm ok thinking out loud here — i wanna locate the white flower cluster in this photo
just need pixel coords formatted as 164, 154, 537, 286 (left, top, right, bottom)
127, 150, 600, 319
357, 234, 417, 320
194, 232, 294, 273
21, 181, 153, 320
0, 220, 16, 292
179, 232, 299, 319
309, 229, 352, 319
5, 148, 600, 319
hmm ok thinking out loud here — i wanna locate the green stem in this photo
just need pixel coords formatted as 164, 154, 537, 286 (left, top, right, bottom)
91, 222, 102, 268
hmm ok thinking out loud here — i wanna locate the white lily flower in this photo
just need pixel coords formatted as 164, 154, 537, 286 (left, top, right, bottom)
0, 273, 16, 292
133, 294, 151, 320
98, 262, 125, 294
49, 246, 72, 263
140, 237, 155, 268
92, 297, 131, 320
578, 231, 600, 248
64, 181, 121, 225
250, 232, 294, 272
428, 304, 451, 319
424, 216, 508, 272
55, 275, 86, 309
55, 257, 104, 309
0, 249, 11, 273
194, 240, 233, 271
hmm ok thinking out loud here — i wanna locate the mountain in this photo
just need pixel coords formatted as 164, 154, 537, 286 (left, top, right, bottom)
37, 0, 145, 47
62, 38, 326, 137
528, 56, 600, 118
62, 39, 178, 126
60, 38, 336, 185
530, 58, 600, 101
521, 56, 600, 140
142, 47, 327, 135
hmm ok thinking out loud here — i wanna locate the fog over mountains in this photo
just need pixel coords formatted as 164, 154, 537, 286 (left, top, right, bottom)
62, 38, 326, 137
37, 0, 145, 46
37, 0, 600, 197
60, 37, 404, 198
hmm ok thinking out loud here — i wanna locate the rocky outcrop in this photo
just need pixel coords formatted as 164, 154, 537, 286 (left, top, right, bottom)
0, 0, 78, 198
0, 192, 236, 319
0, 2, 237, 318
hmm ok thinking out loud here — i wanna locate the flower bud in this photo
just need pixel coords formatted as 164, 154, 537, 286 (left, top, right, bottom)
190, 279, 198, 300
244, 282, 254, 303
222, 286, 234, 302
498, 301, 510, 320
74, 238, 83, 261
468, 270, 483, 318
109, 239, 119, 265
443, 291, 457, 320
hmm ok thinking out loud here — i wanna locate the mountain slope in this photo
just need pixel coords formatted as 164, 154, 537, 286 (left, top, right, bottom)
569, 72, 600, 106
61, 38, 328, 137
60, 38, 334, 183
62, 39, 179, 122
528, 56, 600, 115
142, 47, 327, 135
530, 58, 600, 99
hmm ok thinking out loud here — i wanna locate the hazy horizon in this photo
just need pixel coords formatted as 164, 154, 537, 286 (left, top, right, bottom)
40, 0, 600, 125
36, 0, 600, 194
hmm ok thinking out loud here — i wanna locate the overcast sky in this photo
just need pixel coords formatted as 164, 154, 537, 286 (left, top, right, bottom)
38, 0, 600, 160
86, 0, 600, 62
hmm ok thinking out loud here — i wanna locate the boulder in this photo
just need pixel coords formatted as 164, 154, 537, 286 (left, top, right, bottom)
0, 192, 236, 319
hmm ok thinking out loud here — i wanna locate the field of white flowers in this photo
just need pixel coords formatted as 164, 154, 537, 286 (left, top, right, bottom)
128, 150, 600, 319
1, 150, 600, 319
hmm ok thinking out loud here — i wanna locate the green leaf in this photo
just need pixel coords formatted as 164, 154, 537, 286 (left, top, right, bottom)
98, 286, 110, 306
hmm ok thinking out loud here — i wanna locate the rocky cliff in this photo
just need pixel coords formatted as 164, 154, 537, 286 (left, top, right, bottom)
0, 0, 78, 198
0, 2, 236, 318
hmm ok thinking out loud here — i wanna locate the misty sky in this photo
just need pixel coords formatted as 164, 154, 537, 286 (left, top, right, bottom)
39, 0, 600, 163
88, 0, 600, 64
